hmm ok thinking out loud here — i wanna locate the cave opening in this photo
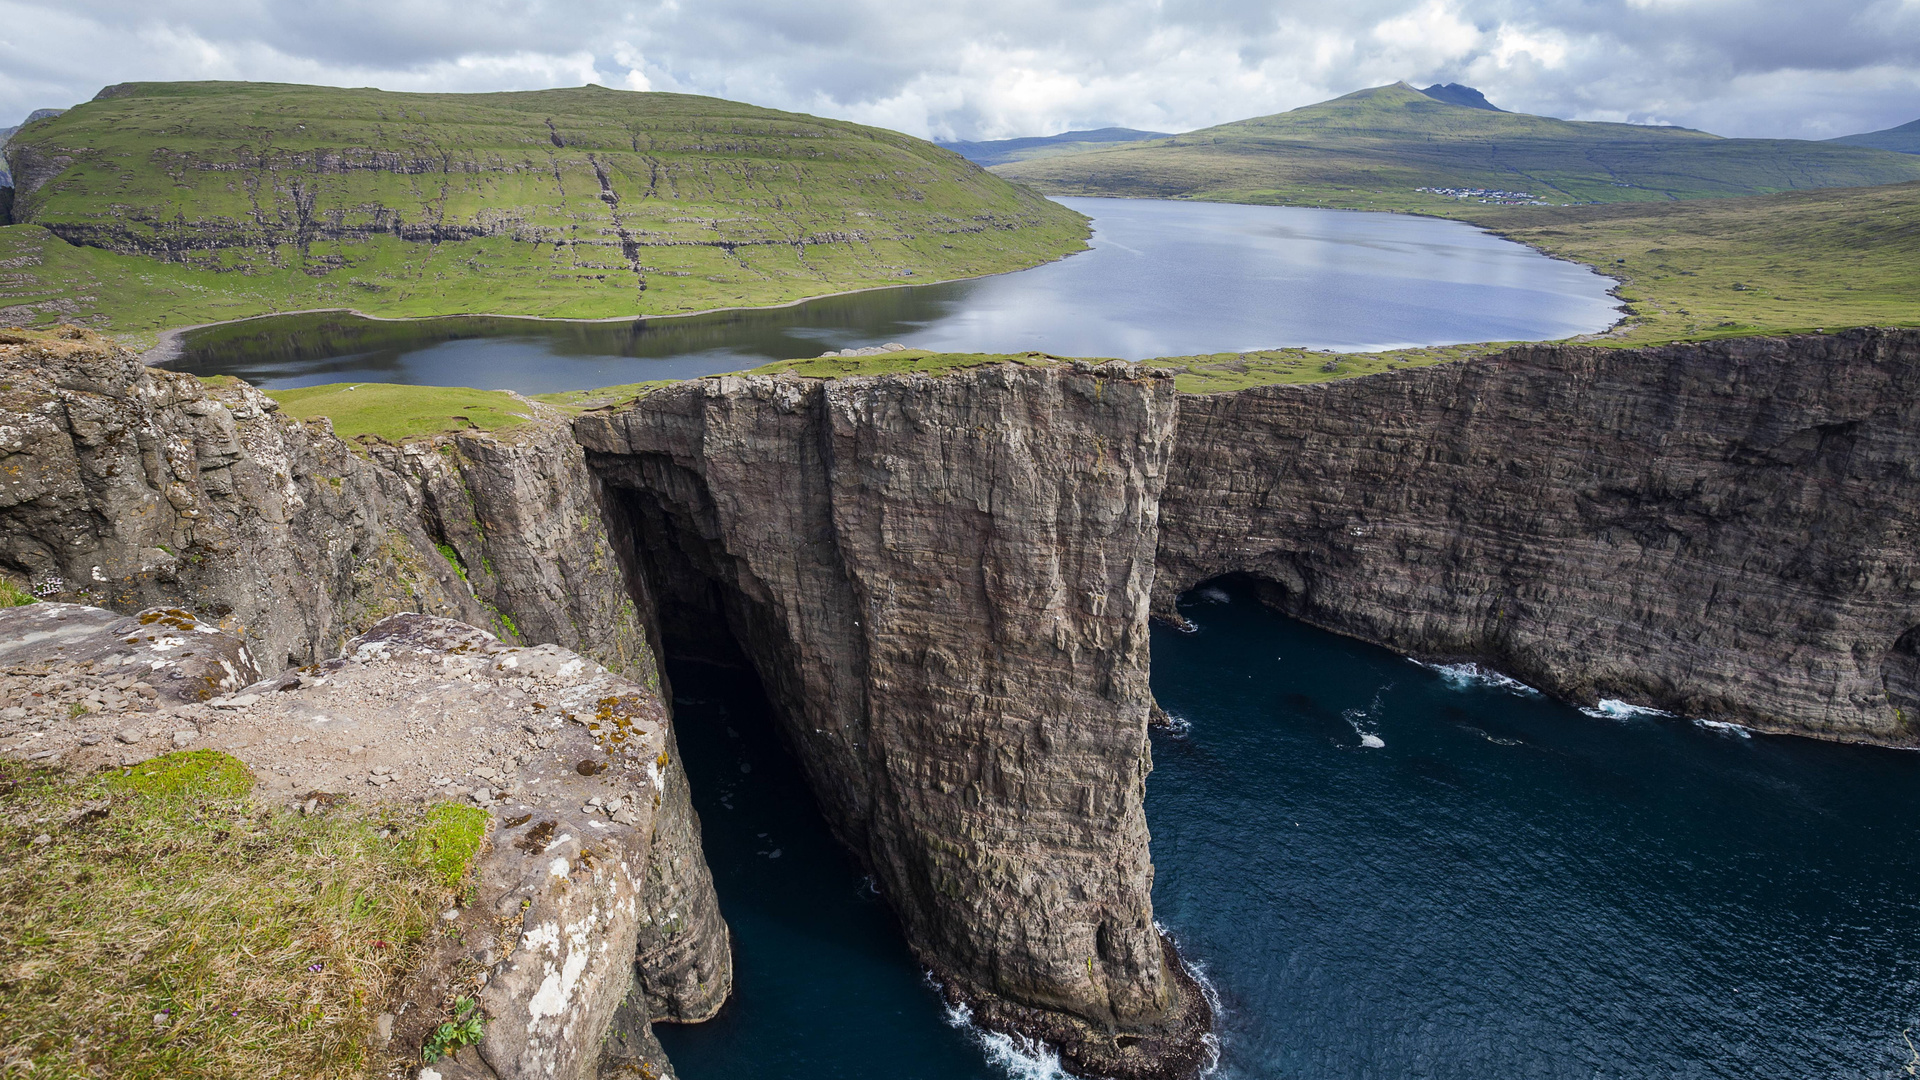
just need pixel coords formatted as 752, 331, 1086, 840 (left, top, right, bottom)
597, 481, 1009, 1078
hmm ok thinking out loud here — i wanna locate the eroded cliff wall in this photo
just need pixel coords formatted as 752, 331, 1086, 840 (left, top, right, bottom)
1158, 328, 1920, 744
0, 331, 650, 681
576, 362, 1211, 1080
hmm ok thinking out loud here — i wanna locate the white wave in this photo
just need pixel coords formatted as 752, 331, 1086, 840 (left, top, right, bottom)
1195, 586, 1231, 604
1158, 709, 1194, 737
1343, 688, 1389, 748
942, 1000, 1070, 1080
1694, 718, 1753, 739
1158, 923, 1226, 1078
1579, 698, 1674, 721
1412, 659, 1540, 696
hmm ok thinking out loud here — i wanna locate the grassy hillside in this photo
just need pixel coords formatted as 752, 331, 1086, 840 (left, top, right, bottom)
995, 83, 1920, 212
1, 81, 1087, 338
1830, 118, 1920, 155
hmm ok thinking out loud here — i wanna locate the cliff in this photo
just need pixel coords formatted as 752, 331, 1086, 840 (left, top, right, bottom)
575, 362, 1213, 1079
0, 329, 649, 680
1158, 328, 1920, 744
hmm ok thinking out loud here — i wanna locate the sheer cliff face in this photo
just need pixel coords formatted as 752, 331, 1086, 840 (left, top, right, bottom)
576, 363, 1212, 1078
1159, 329, 1920, 744
0, 332, 649, 681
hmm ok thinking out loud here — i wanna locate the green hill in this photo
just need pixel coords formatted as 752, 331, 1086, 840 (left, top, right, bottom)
0, 81, 1086, 337
994, 82, 1920, 212
1829, 118, 1920, 155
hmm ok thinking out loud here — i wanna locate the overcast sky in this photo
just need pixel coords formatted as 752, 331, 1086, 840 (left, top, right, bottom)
2, 0, 1916, 141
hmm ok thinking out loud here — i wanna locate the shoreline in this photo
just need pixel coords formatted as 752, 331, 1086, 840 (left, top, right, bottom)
140, 233, 1097, 368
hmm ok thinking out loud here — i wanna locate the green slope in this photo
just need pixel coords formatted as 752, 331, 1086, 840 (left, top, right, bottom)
1829, 118, 1920, 155
1, 81, 1087, 337
994, 83, 1920, 212
938, 128, 1174, 168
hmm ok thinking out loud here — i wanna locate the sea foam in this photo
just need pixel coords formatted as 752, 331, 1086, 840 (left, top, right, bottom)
941, 999, 1069, 1080
1579, 698, 1674, 721
1412, 659, 1541, 695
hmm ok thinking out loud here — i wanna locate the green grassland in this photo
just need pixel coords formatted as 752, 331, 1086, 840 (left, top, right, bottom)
994, 83, 1920, 210
265, 382, 543, 442
0, 751, 488, 1077
1465, 180, 1920, 342
1, 81, 1087, 339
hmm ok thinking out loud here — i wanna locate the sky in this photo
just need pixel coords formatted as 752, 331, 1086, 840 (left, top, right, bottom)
1, 0, 1916, 141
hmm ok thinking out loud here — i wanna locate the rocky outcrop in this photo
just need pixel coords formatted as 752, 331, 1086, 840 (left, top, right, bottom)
0, 602, 260, 708
576, 362, 1212, 1080
1157, 328, 1920, 744
1, 609, 730, 1080
0, 331, 646, 680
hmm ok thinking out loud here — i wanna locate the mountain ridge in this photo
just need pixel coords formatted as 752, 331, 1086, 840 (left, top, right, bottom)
994, 82, 1920, 209
1830, 117, 1920, 154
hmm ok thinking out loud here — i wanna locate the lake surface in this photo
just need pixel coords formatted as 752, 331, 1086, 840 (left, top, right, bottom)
162, 198, 1620, 392
659, 579, 1920, 1080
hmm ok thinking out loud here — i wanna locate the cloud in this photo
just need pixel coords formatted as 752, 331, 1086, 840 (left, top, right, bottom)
1, 0, 1915, 142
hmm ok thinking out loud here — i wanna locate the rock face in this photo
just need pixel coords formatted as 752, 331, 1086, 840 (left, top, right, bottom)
0, 331, 647, 680
577, 362, 1212, 1080
1157, 328, 1920, 744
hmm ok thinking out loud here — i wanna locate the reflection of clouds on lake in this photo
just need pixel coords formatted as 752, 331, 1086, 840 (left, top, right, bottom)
170, 198, 1620, 393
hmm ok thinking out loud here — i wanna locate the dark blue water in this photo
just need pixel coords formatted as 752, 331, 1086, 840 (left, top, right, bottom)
658, 583, 1920, 1080
161, 198, 1620, 392
1152, 580, 1920, 1079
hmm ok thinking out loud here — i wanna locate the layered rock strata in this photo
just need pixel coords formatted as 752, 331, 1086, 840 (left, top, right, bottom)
0, 331, 647, 679
1157, 328, 1920, 744
577, 362, 1213, 1080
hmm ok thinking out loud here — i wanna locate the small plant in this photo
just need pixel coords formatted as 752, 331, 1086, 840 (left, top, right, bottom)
0, 578, 35, 607
67, 702, 88, 718
421, 996, 485, 1063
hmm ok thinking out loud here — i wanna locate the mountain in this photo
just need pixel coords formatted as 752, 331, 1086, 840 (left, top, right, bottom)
0, 81, 1086, 332
1829, 118, 1920, 155
937, 127, 1174, 167
1419, 83, 1503, 111
994, 82, 1920, 210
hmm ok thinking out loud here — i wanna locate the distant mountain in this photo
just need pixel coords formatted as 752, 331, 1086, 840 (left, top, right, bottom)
1419, 84, 1503, 111
938, 127, 1173, 168
1828, 118, 1920, 155
995, 82, 1920, 209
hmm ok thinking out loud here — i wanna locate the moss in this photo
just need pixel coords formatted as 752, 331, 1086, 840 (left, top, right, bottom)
413, 802, 490, 891
110, 749, 254, 802
435, 542, 469, 582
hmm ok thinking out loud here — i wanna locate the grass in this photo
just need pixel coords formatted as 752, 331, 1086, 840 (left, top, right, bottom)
0, 579, 34, 607
2, 81, 1088, 341
1153, 342, 1513, 394
1464, 181, 1920, 343
995, 82, 1920, 210
746, 348, 1058, 379
265, 383, 540, 442
0, 751, 489, 1078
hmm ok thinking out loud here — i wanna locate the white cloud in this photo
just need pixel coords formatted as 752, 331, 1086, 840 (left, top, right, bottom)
0, 0, 1915, 143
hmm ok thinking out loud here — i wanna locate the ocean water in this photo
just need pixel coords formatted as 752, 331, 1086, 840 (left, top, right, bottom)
657, 579, 1920, 1079
162, 198, 1619, 392
1151, 579, 1920, 1079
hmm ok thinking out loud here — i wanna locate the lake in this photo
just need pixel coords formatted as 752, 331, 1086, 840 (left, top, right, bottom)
657, 579, 1920, 1080
160, 198, 1620, 392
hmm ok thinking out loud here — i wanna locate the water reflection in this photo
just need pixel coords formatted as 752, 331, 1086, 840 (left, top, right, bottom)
163, 198, 1621, 393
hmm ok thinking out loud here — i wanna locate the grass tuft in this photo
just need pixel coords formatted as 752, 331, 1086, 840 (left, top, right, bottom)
0, 579, 35, 608
413, 803, 490, 892
0, 753, 490, 1077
